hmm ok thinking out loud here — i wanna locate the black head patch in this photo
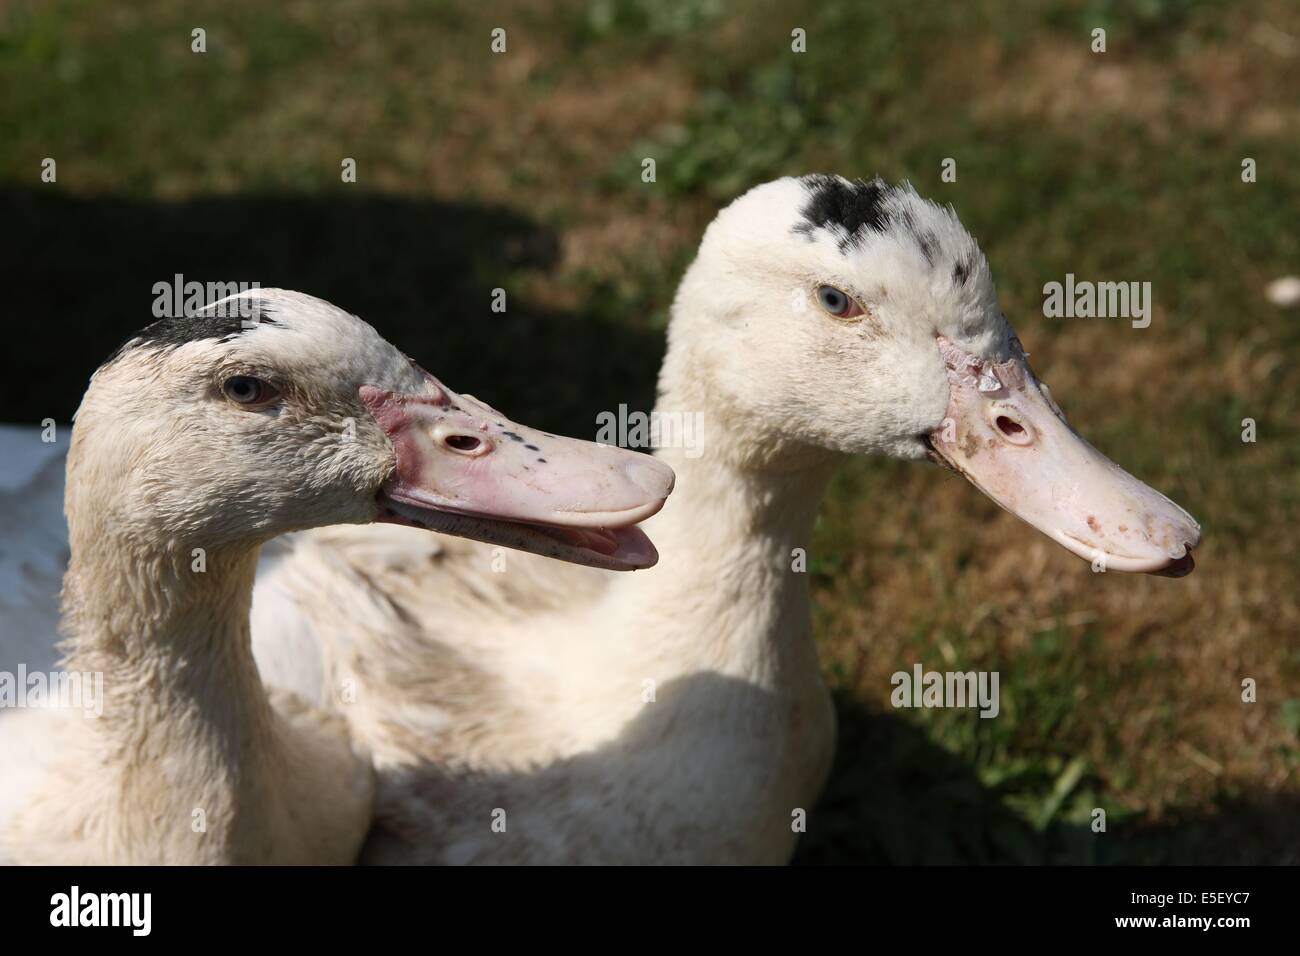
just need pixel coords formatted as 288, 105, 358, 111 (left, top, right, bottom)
794, 175, 895, 251
102, 301, 277, 368
794, 175, 975, 281
952, 258, 972, 286
915, 229, 939, 266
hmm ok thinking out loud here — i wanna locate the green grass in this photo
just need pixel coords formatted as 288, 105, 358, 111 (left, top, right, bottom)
2, 0, 1297, 862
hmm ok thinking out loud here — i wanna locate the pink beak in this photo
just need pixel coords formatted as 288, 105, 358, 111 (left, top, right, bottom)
927, 335, 1201, 576
360, 377, 674, 571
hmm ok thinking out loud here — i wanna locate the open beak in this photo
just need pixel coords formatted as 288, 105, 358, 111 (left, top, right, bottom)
360, 379, 674, 571
926, 335, 1200, 576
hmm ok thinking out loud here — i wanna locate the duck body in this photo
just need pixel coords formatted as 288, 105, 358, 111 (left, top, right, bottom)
282, 443, 839, 864
261, 574, 834, 865
1, 544, 372, 865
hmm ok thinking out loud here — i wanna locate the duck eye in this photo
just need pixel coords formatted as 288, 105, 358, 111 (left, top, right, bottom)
221, 375, 280, 407
816, 285, 864, 319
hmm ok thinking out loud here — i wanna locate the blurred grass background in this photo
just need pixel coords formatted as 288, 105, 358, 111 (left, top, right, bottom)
1, 0, 1297, 862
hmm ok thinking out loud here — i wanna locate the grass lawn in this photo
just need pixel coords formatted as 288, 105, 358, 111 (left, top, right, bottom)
2, 0, 1297, 862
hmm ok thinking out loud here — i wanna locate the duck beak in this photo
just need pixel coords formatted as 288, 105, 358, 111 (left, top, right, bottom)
360, 380, 674, 571
926, 335, 1201, 576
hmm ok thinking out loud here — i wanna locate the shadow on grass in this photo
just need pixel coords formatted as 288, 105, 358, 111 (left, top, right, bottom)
794, 692, 1300, 865
0, 187, 663, 435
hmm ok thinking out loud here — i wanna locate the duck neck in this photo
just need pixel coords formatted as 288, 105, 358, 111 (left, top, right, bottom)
605, 374, 841, 685
58, 526, 283, 862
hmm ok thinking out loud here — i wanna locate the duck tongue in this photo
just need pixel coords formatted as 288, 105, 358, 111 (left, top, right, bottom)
927, 335, 1200, 576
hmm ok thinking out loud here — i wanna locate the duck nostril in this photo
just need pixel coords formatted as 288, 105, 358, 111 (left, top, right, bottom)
995, 415, 1025, 438
444, 434, 482, 452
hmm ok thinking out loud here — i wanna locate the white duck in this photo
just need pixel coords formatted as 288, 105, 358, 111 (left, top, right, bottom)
0, 289, 673, 864
242, 178, 1201, 864
246, 177, 1201, 865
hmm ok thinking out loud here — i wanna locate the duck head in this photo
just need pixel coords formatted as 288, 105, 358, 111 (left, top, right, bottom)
70, 289, 672, 570
665, 175, 1198, 575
